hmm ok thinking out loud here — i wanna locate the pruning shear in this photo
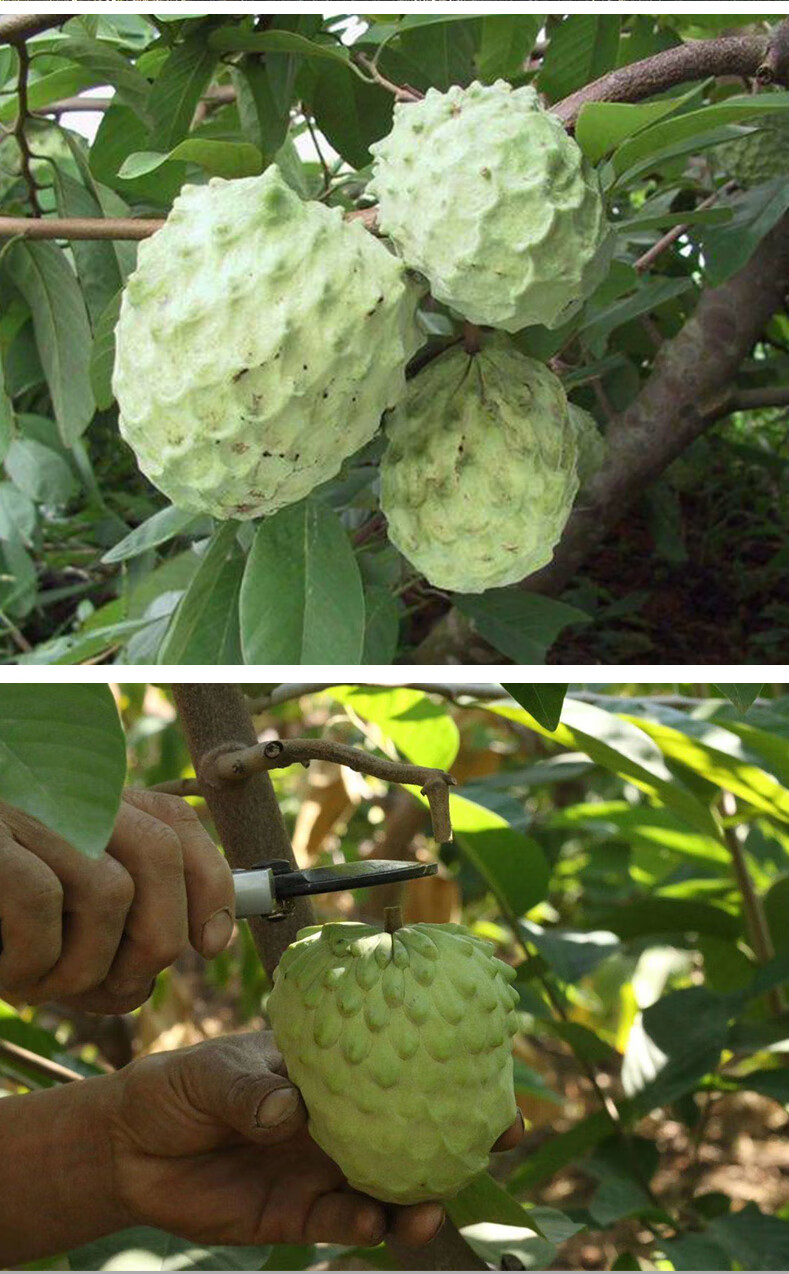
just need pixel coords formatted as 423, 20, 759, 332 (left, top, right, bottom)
232, 859, 438, 921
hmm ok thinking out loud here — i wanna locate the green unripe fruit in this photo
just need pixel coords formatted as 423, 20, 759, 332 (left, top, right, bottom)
113, 166, 424, 519
717, 115, 789, 187
267, 920, 520, 1204
568, 403, 606, 487
368, 80, 614, 332
380, 335, 579, 593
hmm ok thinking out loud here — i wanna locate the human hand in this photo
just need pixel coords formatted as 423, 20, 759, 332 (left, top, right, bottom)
108, 1032, 525, 1249
0, 789, 234, 1012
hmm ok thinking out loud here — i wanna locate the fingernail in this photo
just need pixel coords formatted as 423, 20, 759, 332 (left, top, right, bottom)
201, 908, 233, 957
256, 1086, 299, 1127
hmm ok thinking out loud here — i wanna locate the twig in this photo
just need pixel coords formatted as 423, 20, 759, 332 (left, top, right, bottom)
203, 737, 456, 843
304, 112, 333, 195
353, 52, 423, 103
0, 1037, 83, 1085
634, 184, 737, 276
720, 791, 784, 1015
149, 777, 203, 798
0, 215, 163, 241
14, 40, 40, 216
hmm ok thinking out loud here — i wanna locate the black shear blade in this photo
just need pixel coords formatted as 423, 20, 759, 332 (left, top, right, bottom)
274, 860, 438, 899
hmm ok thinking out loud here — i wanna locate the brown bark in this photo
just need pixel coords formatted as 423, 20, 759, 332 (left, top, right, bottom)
0, 15, 69, 44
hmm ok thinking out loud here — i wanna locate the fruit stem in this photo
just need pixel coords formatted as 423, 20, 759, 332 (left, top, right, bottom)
384, 905, 404, 934
463, 322, 483, 355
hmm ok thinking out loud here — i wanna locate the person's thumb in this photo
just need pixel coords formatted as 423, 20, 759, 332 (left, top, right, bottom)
180, 1035, 308, 1145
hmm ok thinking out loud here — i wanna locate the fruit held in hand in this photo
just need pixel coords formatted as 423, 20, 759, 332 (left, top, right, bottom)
368, 80, 614, 332
380, 335, 580, 593
717, 115, 789, 187
113, 166, 423, 519
267, 919, 519, 1204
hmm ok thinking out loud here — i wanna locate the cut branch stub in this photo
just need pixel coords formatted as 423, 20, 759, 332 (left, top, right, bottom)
209, 736, 457, 843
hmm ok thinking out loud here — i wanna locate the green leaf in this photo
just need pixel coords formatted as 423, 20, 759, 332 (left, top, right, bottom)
310, 62, 394, 170
548, 801, 730, 865
0, 356, 14, 465
148, 31, 219, 152
448, 1172, 545, 1232
0, 67, 99, 125
612, 93, 789, 179
90, 102, 186, 206
590, 898, 739, 941
451, 792, 550, 915
713, 684, 763, 714
51, 170, 126, 328
334, 686, 460, 772
102, 505, 203, 565
4, 437, 78, 506
539, 16, 621, 102
208, 28, 352, 67
620, 711, 789, 826
476, 16, 540, 82
700, 180, 789, 287
233, 59, 291, 161
764, 875, 789, 956
576, 91, 699, 165
240, 502, 365, 664
520, 920, 621, 985
361, 585, 400, 664
158, 524, 243, 664
89, 290, 122, 410
119, 140, 263, 182
508, 1109, 613, 1191
54, 35, 152, 120
0, 483, 36, 545
502, 684, 568, 732
69, 1229, 272, 1272
623, 986, 732, 1111
486, 699, 722, 841
4, 243, 94, 446
454, 590, 590, 663
709, 1203, 789, 1271
0, 686, 126, 858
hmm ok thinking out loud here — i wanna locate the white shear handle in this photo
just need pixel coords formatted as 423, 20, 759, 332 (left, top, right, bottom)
232, 868, 277, 919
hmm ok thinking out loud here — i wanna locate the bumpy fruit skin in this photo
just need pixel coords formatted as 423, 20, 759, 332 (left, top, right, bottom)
568, 403, 605, 487
368, 80, 614, 332
113, 166, 424, 519
267, 920, 519, 1205
380, 335, 579, 593
717, 115, 789, 187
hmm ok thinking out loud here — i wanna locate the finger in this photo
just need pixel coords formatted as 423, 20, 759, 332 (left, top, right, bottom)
100, 797, 191, 1002
0, 829, 63, 992
388, 1201, 446, 1249
122, 790, 235, 958
303, 1191, 387, 1247
492, 1109, 525, 1153
173, 1035, 308, 1148
0, 800, 135, 999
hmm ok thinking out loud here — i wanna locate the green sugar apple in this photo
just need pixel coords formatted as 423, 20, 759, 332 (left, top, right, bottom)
568, 403, 605, 487
368, 80, 614, 332
716, 114, 789, 187
380, 335, 579, 593
113, 166, 424, 519
267, 920, 519, 1205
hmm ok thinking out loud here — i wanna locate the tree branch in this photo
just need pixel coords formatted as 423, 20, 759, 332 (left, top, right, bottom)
554, 30, 787, 128
0, 215, 163, 241
0, 15, 69, 45
14, 40, 41, 216
198, 737, 456, 843
526, 210, 789, 597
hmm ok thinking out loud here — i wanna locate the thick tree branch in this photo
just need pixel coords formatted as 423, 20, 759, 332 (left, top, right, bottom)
0, 215, 163, 241
526, 211, 789, 597
0, 15, 69, 44
555, 30, 788, 128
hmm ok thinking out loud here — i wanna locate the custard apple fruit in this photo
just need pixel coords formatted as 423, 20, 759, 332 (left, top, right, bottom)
368, 80, 614, 332
717, 114, 789, 187
113, 166, 424, 519
380, 335, 579, 593
568, 403, 605, 487
267, 920, 519, 1204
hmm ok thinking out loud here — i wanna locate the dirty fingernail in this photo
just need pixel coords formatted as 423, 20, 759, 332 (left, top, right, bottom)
256, 1086, 299, 1127
201, 908, 233, 957
424, 1205, 445, 1243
